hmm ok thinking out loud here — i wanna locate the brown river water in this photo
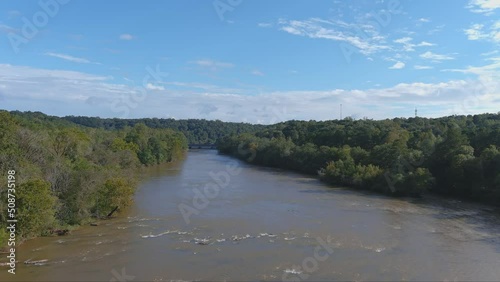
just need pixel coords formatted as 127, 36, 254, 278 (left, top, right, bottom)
2, 150, 500, 281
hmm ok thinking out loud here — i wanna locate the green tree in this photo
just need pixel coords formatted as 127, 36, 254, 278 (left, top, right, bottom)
94, 178, 135, 217
17, 180, 57, 238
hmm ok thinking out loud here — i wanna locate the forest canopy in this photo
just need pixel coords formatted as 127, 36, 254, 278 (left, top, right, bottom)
217, 113, 500, 202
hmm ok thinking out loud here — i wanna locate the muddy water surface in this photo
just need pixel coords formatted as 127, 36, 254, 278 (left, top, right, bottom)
2, 150, 500, 281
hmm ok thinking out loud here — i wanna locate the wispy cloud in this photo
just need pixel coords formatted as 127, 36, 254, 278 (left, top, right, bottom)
419, 41, 435, 46
420, 51, 455, 61
44, 52, 101, 64
164, 81, 245, 94
191, 59, 234, 71
389, 61, 405, 69
444, 57, 500, 78
467, 0, 500, 14
414, 65, 434, 70
69, 34, 84, 41
7, 10, 21, 19
428, 24, 445, 35
251, 70, 264, 76
0, 23, 19, 33
418, 18, 431, 22
393, 37, 435, 52
119, 34, 134, 40
277, 18, 390, 55
258, 23, 273, 28
481, 50, 499, 56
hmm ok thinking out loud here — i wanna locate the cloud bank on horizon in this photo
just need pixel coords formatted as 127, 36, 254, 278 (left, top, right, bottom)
0, 0, 499, 123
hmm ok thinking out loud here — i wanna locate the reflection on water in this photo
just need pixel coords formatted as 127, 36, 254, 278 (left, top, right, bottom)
2, 150, 500, 281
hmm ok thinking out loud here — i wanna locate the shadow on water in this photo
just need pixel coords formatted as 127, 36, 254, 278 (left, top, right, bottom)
297, 176, 500, 253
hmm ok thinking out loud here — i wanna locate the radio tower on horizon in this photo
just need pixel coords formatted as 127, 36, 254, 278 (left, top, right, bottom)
415, 107, 418, 118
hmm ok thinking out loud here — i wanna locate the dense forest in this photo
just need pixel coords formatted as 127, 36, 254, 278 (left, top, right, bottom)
0, 111, 187, 247
57, 114, 265, 144
217, 114, 500, 203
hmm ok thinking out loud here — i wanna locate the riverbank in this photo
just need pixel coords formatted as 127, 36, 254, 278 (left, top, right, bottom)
218, 149, 500, 210
216, 115, 500, 204
0, 150, 188, 253
0, 111, 189, 250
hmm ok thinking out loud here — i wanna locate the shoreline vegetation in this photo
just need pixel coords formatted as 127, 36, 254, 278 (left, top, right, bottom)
0, 111, 188, 249
216, 113, 500, 205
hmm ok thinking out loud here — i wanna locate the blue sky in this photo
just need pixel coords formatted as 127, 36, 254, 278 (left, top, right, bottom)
0, 0, 499, 123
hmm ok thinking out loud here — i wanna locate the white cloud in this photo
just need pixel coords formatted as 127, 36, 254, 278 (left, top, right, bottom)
3, 63, 498, 122
394, 37, 413, 44
465, 21, 500, 42
465, 23, 487, 40
394, 37, 415, 51
44, 52, 101, 64
418, 41, 435, 46
420, 51, 455, 61
251, 70, 264, 76
145, 83, 165, 91
119, 34, 134, 40
418, 18, 431, 22
393, 37, 435, 52
414, 65, 434, 70
389, 61, 405, 69
467, 0, 500, 14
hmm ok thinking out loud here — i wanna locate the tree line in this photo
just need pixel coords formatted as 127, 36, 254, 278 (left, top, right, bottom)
217, 114, 500, 202
0, 111, 187, 247
56, 113, 265, 144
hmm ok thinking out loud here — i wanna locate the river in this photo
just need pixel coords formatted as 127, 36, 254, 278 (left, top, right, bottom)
2, 150, 500, 281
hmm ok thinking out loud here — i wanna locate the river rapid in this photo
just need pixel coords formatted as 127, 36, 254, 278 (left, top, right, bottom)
2, 150, 500, 281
